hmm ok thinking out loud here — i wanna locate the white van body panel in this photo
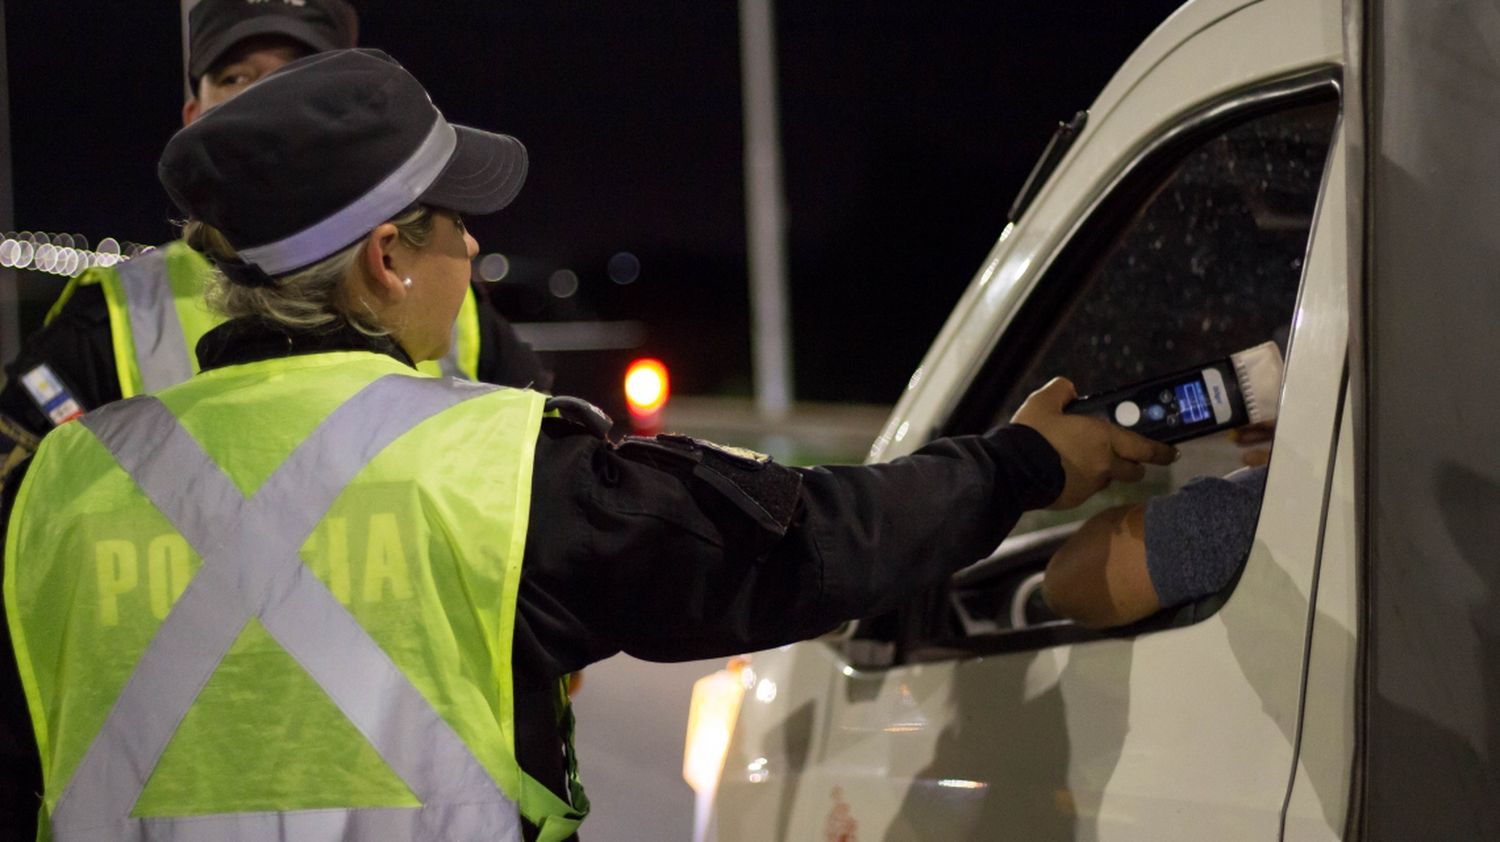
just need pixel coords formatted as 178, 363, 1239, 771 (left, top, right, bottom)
716, 0, 1354, 838
1283, 396, 1358, 841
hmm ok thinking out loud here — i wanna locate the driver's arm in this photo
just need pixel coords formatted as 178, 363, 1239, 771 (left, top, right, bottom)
1042, 503, 1158, 628
1043, 466, 1268, 628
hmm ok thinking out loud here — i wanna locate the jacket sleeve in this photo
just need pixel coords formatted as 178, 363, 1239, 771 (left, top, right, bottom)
512, 419, 1062, 682
1142, 465, 1268, 607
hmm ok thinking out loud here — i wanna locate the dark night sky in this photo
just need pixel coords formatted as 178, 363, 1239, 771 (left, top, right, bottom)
5, 1, 1182, 404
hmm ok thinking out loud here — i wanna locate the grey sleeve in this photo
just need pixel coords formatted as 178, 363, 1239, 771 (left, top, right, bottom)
1142, 466, 1269, 608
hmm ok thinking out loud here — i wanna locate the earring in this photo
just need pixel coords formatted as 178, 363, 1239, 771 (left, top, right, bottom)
402, 277, 413, 289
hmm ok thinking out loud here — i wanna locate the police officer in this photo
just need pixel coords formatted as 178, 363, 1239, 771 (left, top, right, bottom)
1, 50, 1175, 840
0, 0, 550, 495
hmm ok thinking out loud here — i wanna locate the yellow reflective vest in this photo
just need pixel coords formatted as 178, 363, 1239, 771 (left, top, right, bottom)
5, 351, 584, 840
47, 240, 483, 398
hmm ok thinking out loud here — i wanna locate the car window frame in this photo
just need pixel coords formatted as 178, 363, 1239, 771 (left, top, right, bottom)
943, 71, 1342, 437
865, 72, 1345, 666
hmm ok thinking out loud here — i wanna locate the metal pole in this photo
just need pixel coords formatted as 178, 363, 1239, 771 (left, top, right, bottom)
738, 0, 793, 421
0, 0, 18, 365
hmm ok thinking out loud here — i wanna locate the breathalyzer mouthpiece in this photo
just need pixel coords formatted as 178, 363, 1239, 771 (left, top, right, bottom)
1229, 340, 1283, 426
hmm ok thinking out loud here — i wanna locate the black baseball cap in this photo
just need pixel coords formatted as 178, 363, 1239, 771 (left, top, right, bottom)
159, 49, 528, 282
187, 0, 358, 87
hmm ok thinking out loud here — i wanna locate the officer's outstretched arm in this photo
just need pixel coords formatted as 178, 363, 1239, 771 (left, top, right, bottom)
527, 397, 1068, 666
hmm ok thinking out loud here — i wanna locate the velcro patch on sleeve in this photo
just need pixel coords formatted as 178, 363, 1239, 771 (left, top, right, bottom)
622, 434, 801, 538
692, 452, 801, 537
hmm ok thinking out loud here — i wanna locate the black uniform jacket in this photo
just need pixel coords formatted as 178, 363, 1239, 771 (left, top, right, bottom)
0, 320, 1063, 838
0, 279, 551, 487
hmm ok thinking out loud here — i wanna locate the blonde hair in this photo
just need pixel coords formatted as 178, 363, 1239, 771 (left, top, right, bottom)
182, 206, 436, 336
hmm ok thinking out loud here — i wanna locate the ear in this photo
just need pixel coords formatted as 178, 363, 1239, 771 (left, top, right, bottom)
182, 97, 202, 127
357, 222, 410, 304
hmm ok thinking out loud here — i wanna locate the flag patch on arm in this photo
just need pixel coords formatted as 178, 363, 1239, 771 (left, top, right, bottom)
20, 364, 84, 426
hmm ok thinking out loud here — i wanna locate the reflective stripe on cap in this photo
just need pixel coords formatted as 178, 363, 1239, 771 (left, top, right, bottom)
237, 116, 457, 277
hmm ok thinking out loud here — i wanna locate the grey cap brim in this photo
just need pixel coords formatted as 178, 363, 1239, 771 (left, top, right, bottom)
189, 18, 342, 82
418, 125, 529, 215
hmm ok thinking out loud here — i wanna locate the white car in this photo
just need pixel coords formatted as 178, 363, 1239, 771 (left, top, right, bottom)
688, 0, 1500, 838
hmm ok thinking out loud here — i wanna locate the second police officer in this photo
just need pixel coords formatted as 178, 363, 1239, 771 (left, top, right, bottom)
0, 0, 551, 495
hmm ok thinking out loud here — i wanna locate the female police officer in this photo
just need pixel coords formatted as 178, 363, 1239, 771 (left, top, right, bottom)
1, 50, 1173, 841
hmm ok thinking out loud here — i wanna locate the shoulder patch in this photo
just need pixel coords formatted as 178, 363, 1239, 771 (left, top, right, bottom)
544, 396, 614, 438
19, 364, 84, 426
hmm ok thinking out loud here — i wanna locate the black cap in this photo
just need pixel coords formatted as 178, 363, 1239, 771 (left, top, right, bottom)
160, 49, 528, 282
187, 0, 358, 87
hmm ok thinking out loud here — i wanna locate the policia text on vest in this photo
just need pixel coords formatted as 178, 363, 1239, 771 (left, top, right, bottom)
93, 502, 423, 626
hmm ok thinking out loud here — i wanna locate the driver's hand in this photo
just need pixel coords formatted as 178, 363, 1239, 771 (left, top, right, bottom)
1232, 420, 1275, 467
1012, 377, 1178, 510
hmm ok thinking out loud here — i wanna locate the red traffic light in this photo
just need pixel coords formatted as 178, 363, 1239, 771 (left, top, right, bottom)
625, 358, 670, 418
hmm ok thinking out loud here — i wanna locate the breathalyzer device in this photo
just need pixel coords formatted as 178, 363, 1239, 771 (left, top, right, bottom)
1066, 341, 1284, 444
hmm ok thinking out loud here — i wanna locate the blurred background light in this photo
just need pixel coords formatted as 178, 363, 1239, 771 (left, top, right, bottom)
0, 231, 141, 276
607, 251, 641, 285
548, 268, 580, 299
477, 252, 510, 282
624, 358, 670, 418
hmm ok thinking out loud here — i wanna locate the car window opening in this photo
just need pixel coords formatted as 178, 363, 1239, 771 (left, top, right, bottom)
847, 92, 1340, 667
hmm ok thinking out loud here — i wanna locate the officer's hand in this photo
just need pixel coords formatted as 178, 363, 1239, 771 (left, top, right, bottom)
1012, 377, 1178, 510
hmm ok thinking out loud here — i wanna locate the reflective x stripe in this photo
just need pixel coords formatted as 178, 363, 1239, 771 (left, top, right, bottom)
60, 374, 521, 841
116, 251, 193, 394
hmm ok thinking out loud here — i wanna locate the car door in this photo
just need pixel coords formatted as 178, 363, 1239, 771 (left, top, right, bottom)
716, 2, 1350, 839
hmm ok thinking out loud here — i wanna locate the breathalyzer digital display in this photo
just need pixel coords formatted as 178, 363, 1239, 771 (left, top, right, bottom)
1174, 380, 1211, 424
